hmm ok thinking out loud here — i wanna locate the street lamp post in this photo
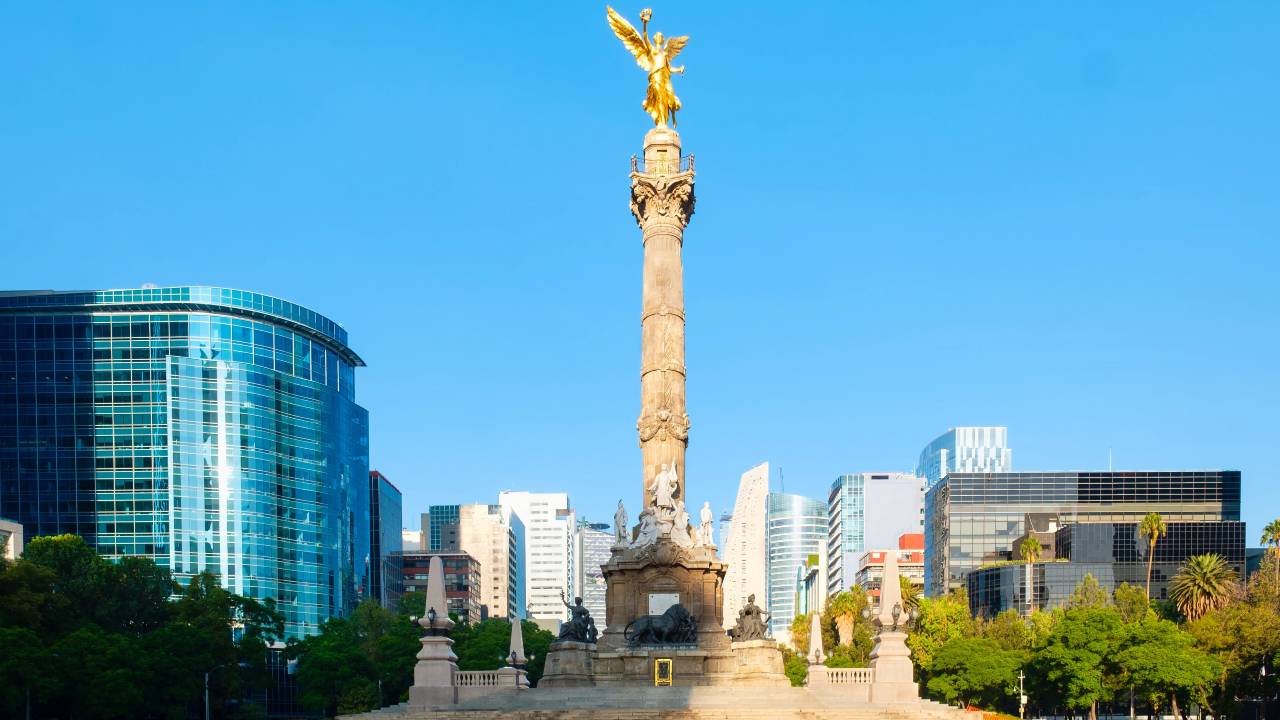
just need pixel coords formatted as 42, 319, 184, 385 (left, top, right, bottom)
1018, 670, 1026, 719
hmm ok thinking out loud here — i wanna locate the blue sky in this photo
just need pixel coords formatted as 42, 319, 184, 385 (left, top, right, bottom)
1, 3, 1276, 536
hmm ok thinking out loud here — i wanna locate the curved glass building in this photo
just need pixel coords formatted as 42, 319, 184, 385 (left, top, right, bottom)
765, 491, 827, 644
0, 287, 369, 637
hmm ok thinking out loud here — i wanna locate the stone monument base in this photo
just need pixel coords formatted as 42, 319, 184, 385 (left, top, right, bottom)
729, 639, 789, 687
539, 641, 788, 688
868, 630, 919, 704
539, 641, 596, 688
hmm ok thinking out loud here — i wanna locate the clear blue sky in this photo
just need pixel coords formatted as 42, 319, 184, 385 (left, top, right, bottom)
2, 3, 1276, 537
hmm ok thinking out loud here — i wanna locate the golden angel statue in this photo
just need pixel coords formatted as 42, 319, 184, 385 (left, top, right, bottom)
606, 7, 689, 127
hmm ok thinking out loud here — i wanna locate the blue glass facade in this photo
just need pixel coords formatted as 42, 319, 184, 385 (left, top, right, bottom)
369, 470, 404, 608
0, 287, 370, 638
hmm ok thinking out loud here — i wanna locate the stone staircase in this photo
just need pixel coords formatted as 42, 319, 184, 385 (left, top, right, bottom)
340, 687, 972, 720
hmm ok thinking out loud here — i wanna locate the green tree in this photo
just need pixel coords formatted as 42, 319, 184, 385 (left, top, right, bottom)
926, 637, 1027, 712
780, 646, 808, 687
978, 609, 1032, 651
1020, 536, 1042, 613
0, 627, 57, 719
1187, 598, 1280, 716
1261, 518, 1280, 593
288, 616, 377, 716
906, 589, 974, 683
1067, 573, 1109, 609
1170, 553, 1237, 621
1139, 512, 1167, 599
447, 618, 555, 686
1112, 582, 1152, 623
1117, 617, 1219, 719
1031, 606, 1123, 720
0, 558, 67, 634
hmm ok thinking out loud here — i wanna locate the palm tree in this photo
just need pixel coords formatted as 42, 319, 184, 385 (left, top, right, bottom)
1139, 512, 1167, 599
1169, 553, 1237, 621
826, 591, 863, 647
1261, 518, 1280, 591
899, 574, 921, 615
1019, 536, 1042, 614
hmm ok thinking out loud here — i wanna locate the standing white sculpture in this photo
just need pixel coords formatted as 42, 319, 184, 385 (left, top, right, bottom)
613, 500, 629, 546
698, 501, 714, 546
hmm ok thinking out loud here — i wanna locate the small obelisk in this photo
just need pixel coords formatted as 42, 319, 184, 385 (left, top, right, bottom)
408, 555, 459, 708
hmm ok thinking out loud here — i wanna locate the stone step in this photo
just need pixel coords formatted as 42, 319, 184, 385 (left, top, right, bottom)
342, 704, 972, 720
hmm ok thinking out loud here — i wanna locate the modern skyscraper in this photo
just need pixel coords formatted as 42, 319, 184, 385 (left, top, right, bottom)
498, 491, 576, 621
422, 505, 461, 552
916, 427, 1012, 490
369, 471, 404, 608
766, 491, 827, 646
924, 470, 1242, 596
968, 519, 1246, 616
0, 287, 370, 638
454, 503, 526, 621
722, 462, 769, 630
577, 520, 613, 623
827, 472, 923, 595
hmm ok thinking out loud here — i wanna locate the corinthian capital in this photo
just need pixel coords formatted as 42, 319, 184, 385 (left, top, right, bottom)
630, 173, 696, 229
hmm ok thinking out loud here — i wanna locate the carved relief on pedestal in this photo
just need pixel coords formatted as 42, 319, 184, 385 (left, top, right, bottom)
630, 173, 696, 229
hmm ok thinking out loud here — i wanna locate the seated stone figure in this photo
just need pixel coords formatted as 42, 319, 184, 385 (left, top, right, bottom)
728, 593, 770, 642
556, 592, 598, 644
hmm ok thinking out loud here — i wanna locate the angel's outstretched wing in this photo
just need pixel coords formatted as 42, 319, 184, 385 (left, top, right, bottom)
607, 6, 652, 70
663, 35, 689, 63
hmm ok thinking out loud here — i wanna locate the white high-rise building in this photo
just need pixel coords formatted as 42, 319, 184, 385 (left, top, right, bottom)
916, 427, 1012, 490
455, 504, 526, 621
766, 492, 827, 646
722, 462, 770, 630
577, 520, 613, 623
499, 491, 577, 622
827, 472, 923, 595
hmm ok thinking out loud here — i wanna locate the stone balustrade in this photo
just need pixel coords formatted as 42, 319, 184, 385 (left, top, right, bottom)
455, 671, 504, 687
823, 668, 873, 684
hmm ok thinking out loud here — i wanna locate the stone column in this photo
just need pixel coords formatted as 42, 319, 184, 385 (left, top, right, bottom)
631, 126, 695, 510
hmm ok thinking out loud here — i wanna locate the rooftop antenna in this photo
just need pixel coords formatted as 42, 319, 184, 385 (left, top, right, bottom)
779, 466, 785, 493
1108, 447, 1113, 472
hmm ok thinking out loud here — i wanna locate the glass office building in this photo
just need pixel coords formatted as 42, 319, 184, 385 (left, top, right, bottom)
924, 470, 1241, 596
370, 470, 404, 609
968, 520, 1245, 616
916, 427, 1012, 490
423, 504, 461, 552
0, 287, 370, 637
765, 492, 827, 642
827, 472, 922, 595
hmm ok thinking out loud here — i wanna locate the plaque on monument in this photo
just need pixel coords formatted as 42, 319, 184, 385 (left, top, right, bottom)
648, 592, 679, 615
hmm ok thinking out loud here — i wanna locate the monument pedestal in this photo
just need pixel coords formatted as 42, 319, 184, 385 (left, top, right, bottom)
868, 629, 919, 703
539, 641, 596, 688
730, 640, 789, 687
599, 539, 727, 653
407, 633, 458, 709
